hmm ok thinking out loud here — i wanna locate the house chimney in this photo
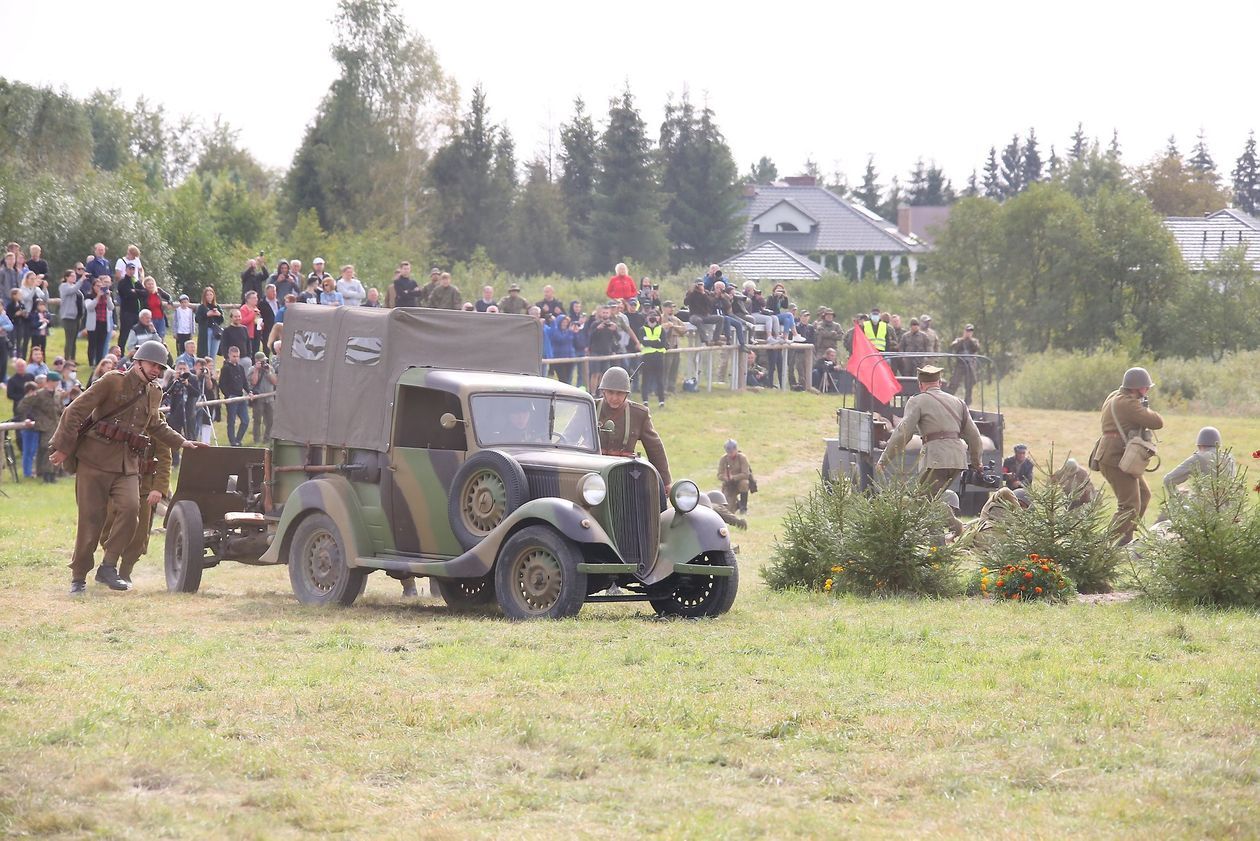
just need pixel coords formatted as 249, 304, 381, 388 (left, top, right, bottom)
783, 175, 817, 187
898, 205, 911, 236
741, 184, 757, 198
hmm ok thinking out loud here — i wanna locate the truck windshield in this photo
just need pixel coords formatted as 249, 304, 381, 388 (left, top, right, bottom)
470, 394, 598, 452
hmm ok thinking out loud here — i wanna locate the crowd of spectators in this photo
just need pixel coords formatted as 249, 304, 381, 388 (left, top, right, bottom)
3, 241, 986, 469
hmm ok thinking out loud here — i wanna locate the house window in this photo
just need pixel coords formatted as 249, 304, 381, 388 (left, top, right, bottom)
776, 222, 799, 232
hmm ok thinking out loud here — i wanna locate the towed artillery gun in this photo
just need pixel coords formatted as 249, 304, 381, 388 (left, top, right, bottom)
163, 305, 737, 619
821, 351, 1004, 515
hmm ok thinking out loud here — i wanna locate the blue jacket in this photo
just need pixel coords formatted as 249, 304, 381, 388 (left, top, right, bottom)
84, 256, 111, 282
546, 323, 576, 359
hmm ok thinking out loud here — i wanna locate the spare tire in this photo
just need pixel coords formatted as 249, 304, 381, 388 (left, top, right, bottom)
448, 451, 528, 550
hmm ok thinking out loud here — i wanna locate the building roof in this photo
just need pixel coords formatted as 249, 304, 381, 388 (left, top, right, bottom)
751, 197, 818, 226
897, 205, 953, 248
1163, 209, 1260, 271
743, 183, 928, 255
721, 240, 826, 283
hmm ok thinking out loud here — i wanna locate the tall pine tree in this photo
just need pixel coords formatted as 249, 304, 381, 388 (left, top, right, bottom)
659, 94, 742, 266
1188, 129, 1218, 185
1022, 128, 1042, 186
589, 87, 668, 270
1231, 131, 1260, 214
1069, 123, 1087, 161
907, 158, 928, 205
1000, 134, 1024, 197
506, 160, 577, 275
745, 156, 778, 184
982, 147, 1002, 199
558, 97, 598, 272
853, 155, 882, 212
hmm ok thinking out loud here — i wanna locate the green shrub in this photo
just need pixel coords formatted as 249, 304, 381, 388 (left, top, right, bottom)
971, 454, 1122, 593
1007, 346, 1135, 411
1133, 454, 1260, 608
830, 477, 962, 597
763, 480, 853, 591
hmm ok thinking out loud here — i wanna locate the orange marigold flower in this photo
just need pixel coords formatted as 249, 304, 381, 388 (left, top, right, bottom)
996, 579, 1005, 587
1024, 571, 1034, 580
1252, 449, 1260, 460
1040, 565, 1049, 571
1029, 553, 1039, 561
1011, 593, 1020, 600
1034, 586, 1043, 594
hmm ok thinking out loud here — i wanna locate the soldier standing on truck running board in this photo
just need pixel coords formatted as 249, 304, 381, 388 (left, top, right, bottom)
595, 366, 672, 491
876, 365, 983, 495
49, 340, 206, 594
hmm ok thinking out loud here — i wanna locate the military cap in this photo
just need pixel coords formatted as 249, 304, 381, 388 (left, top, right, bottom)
1014, 443, 1028, 452
254, 351, 267, 360
508, 283, 521, 292
799, 309, 810, 316
909, 317, 919, 325
627, 297, 641, 308
920, 313, 932, 322
430, 267, 441, 276
818, 307, 833, 316
916, 365, 944, 380
46, 371, 61, 382
964, 323, 975, 331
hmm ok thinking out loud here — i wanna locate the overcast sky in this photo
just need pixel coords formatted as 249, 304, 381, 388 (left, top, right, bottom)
3, 0, 1256, 190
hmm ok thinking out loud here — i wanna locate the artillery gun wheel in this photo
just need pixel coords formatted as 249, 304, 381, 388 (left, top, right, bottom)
448, 451, 528, 550
288, 513, 368, 606
165, 501, 205, 593
438, 573, 497, 611
650, 550, 739, 618
494, 526, 587, 620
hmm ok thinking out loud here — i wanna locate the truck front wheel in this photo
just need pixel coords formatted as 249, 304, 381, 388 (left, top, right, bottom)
288, 513, 368, 606
494, 526, 587, 620
650, 550, 739, 618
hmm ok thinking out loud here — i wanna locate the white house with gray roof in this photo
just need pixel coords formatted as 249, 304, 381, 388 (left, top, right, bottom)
740, 178, 929, 283
1163, 208, 1260, 271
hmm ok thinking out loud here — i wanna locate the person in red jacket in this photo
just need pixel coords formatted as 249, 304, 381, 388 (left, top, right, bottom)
605, 263, 637, 301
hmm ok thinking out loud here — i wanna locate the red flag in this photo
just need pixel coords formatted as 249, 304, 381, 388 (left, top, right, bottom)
847, 321, 903, 404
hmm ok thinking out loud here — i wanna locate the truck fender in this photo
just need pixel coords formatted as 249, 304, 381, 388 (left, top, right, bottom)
444, 498, 620, 578
640, 505, 733, 585
258, 476, 375, 568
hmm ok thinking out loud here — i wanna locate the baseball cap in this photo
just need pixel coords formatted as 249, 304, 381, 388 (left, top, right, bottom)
509, 283, 521, 291
313, 257, 325, 265
965, 323, 975, 331
179, 293, 190, 301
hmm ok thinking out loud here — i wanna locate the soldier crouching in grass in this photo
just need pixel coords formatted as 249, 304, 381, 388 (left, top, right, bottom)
49, 340, 207, 594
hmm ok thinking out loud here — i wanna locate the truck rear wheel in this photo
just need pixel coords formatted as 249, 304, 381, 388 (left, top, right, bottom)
449, 451, 528, 550
494, 526, 587, 620
288, 513, 367, 606
650, 550, 739, 618
165, 501, 205, 593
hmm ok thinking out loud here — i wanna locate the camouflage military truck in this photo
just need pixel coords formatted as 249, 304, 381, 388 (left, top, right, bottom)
164, 305, 737, 619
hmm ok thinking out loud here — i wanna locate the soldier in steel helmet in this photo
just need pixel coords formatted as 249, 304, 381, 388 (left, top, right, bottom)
700, 490, 747, 530
877, 365, 983, 494
1157, 426, 1237, 521
49, 340, 207, 594
595, 365, 671, 491
717, 439, 752, 514
1094, 367, 1164, 545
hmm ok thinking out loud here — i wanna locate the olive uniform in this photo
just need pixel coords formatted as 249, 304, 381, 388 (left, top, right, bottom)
813, 317, 843, 355
596, 398, 672, 486
50, 366, 187, 583
1095, 388, 1164, 544
427, 283, 463, 311
1052, 461, 1096, 510
497, 294, 530, 315
946, 333, 981, 404
100, 442, 173, 582
878, 372, 983, 494
717, 451, 752, 511
23, 385, 64, 482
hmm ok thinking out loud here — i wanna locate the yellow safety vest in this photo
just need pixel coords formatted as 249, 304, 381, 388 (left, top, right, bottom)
863, 320, 888, 351
641, 325, 665, 353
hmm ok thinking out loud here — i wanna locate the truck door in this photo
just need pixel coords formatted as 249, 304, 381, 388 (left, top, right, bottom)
384, 386, 467, 556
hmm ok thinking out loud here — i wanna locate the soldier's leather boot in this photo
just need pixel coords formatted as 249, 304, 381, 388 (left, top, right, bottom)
94, 565, 129, 591
738, 492, 749, 515
69, 580, 86, 596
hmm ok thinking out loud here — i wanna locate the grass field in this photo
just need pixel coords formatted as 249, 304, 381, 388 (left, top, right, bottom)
1, 393, 1258, 838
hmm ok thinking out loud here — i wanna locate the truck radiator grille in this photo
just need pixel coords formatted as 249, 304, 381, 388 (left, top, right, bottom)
524, 468, 561, 500
606, 462, 660, 569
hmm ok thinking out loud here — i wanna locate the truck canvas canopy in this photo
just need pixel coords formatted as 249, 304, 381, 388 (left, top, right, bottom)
273, 304, 543, 451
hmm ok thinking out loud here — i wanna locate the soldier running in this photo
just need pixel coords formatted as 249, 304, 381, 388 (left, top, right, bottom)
877, 364, 982, 494
1094, 367, 1164, 546
99, 441, 173, 589
49, 340, 206, 594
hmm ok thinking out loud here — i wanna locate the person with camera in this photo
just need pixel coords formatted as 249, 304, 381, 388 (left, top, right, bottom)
812, 347, 842, 393
49, 340, 207, 594
1094, 367, 1164, 545
877, 364, 983, 494
165, 361, 194, 465
218, 345, 251, 447
584, 303, 623, 392
248, 351, 278, 443
684, 280, 725, 345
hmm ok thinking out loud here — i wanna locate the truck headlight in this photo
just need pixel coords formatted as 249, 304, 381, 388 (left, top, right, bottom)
579, 473, 606, 506
671, 480, 700, 513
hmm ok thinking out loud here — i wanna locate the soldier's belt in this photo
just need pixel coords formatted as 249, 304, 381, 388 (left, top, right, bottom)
923, 432, 961, 442
94, 421, 153, 454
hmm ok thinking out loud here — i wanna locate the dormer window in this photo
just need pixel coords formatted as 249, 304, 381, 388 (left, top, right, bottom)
776, 222, 799, 232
